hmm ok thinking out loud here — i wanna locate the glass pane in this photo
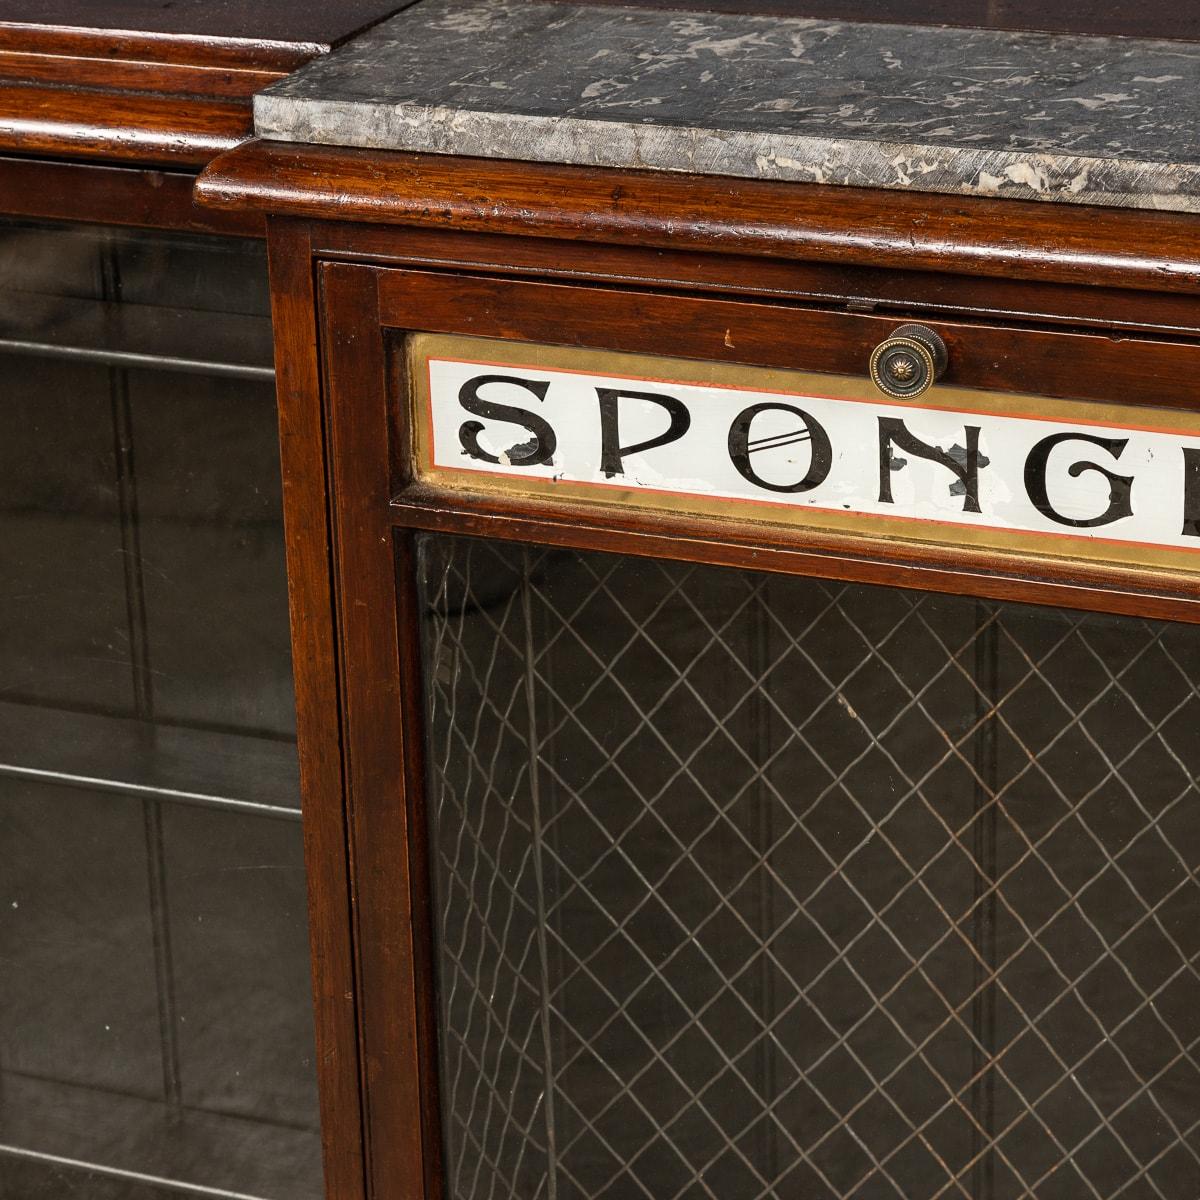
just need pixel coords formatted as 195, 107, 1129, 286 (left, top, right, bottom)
419, 533, 1200, 1200
0, 220, 320, 1198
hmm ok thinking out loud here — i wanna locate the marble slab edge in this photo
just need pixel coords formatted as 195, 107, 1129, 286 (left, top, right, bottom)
255, 96, 1200, 215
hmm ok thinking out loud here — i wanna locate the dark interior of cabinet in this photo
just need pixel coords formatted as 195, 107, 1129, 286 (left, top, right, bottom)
0, 220, 320, 1200
419, 534, 1200, 1200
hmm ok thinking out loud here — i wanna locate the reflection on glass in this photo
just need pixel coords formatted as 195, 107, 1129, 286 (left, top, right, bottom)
0, 221, 320, 1199
420, 535, 1200, 1200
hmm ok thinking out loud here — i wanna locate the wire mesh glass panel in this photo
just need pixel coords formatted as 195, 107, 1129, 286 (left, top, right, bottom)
418, 533, 1200, 1200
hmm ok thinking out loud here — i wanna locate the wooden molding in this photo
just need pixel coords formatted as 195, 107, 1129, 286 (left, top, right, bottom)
0, 155, 263, 236
197, 140, 1200, 296
0, 3, 408, 168
0, 82, 252, 166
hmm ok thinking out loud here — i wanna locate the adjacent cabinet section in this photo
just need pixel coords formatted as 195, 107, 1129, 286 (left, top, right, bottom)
0, 220, 321, 1200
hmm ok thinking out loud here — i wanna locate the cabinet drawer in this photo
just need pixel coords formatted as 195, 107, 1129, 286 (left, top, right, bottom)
324, 264, 1200, 615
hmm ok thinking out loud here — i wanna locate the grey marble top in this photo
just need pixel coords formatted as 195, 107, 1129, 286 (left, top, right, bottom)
255, 0, 1200, 211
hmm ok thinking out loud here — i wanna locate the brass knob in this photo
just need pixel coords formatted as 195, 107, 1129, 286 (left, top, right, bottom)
869, 325, 948, 399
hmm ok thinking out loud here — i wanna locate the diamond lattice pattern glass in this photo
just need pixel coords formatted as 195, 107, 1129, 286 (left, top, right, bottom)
418, 534, 1200, 1200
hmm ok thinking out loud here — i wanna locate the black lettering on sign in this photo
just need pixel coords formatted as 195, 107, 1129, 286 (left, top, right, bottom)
1024, 433, 1134, 528
596, 388, 691, 479
877, 418, 982, 513
727, 402, 833, 493
458, 374, 557, 467
1183, 448, 1200, 538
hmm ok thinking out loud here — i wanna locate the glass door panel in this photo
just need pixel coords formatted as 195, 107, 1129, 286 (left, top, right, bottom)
418, 533, 1200, 1200
0, 220, 320, 1199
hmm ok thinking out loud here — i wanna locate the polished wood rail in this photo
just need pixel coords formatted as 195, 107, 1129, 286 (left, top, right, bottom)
0, 1, 407, 167
197, 140, 1200, 296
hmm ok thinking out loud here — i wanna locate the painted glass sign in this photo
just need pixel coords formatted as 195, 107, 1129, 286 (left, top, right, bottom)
410, 335, 1200, 572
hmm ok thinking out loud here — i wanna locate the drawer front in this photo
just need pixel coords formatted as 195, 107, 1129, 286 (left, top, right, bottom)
362, 266, 1200, 611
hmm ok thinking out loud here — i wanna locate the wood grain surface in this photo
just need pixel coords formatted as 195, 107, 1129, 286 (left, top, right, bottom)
0, 2, 408, 167
197, 141, 1200, 296
0, 1, 408, 58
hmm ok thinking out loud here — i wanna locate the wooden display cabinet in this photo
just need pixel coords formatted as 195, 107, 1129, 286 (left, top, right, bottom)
2, 3, 1200, 1198
194, 135, 1200, 1199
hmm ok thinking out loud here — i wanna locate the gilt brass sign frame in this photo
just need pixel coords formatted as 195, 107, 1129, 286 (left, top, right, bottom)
409, 333, 1200, 577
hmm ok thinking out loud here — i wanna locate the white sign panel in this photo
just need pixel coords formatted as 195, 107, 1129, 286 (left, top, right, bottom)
414, 338, 1200, 563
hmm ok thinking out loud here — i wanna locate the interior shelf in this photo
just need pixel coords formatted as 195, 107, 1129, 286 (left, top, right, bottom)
0, 1073, 321, 1200
0, 291, 275, 380
0, 701, 300, 818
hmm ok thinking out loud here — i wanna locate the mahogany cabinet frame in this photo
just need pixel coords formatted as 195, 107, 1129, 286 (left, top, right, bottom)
0, 6, 1197, 1185
265, 196, 1200, 1199
0, 155, 264, 237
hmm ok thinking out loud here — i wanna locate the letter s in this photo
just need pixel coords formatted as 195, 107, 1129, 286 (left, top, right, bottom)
457, 374, 557, 467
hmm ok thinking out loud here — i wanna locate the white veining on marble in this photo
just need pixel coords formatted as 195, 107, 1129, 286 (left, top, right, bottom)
255, 0, 1200, 211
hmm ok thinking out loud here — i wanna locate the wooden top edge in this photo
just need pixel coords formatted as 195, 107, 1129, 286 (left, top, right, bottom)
0, 83, 251, 167
194, 139, 1200, 296
0, 23, 322, 72
0, 4, 408, 70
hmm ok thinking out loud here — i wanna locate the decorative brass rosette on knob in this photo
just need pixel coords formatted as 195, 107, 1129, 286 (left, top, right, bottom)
869, 324, 948, 399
